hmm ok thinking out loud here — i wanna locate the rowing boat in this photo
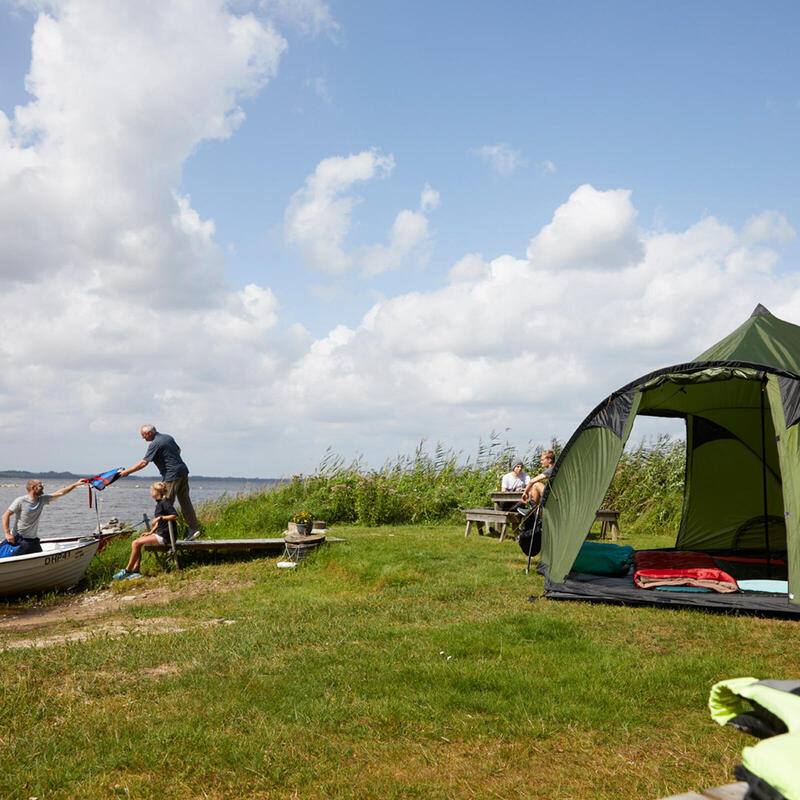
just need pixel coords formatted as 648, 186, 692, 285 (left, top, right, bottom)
0, 538, 99, 597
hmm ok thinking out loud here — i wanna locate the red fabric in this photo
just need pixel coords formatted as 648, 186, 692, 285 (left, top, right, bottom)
634, 550, 738, 592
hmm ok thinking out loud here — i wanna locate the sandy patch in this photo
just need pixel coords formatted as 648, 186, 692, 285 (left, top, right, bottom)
0, 576, 249, 650
1, 615, 236, 650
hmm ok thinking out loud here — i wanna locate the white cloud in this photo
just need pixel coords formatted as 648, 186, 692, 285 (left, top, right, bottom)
448, 253, 489, 283
359, 185, 439, 277
527, 184, 644, 270
743, 210, 795, 244
420, 183, 440, 212
1, 0, 286, 304
306, 75, 332, 103
0, 1, 307, 472
260, 0, 340, 39
286, 162, 438, 277
272, 187, 799, 466
470, 142, 525, 176
284, 149, 395, 273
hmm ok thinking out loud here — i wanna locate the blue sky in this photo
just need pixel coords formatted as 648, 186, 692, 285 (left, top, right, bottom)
0, 0, 799, 476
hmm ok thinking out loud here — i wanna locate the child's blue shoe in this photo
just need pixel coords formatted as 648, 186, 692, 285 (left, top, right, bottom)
112, 569, 130, 580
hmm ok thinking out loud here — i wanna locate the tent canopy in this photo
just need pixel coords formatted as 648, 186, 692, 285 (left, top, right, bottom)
539, 304, 800, 609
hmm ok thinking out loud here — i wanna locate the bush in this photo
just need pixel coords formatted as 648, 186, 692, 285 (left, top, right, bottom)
198, 433, 684, 538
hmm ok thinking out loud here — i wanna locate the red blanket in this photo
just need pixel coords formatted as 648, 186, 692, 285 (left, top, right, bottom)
634, 550, 738, 593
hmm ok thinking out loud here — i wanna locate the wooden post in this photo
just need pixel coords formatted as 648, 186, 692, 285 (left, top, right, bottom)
167, 519, 179, 570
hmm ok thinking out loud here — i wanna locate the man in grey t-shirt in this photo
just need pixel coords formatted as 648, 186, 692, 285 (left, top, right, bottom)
521, 449, 556, 507
3, 477, 82, 556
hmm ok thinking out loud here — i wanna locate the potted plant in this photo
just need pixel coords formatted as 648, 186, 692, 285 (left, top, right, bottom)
291, 510, 314, 536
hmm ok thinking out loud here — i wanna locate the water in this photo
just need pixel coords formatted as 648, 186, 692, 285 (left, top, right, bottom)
0, 478, 277, 540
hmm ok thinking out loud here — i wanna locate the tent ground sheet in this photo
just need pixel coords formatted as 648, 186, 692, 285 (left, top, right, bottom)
541, 549, 799, 617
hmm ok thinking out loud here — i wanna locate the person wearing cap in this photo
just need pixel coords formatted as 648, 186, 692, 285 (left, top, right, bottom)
501, 461, 530, 491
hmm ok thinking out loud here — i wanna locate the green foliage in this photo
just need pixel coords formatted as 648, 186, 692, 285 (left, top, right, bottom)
197, 433, 686, 539
603, 434, 685, 536
200, 433, 565, 536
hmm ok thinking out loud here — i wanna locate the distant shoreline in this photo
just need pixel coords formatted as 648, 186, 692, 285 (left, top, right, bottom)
0, 470, 281, 483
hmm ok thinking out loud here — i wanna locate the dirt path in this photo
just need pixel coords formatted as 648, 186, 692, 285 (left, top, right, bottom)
0, 578, 243, 650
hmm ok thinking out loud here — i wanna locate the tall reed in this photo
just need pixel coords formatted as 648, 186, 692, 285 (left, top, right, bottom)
200, 432, 564, 535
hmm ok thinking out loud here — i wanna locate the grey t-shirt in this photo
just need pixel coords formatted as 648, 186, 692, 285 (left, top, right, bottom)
8, 494, 54, 539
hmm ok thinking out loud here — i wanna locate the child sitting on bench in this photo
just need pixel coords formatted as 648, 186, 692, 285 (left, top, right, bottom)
113, 482, 178, 581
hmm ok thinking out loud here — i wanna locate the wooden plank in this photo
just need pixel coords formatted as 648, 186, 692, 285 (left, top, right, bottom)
464, 508, 520, 522
144, 537, 345, 554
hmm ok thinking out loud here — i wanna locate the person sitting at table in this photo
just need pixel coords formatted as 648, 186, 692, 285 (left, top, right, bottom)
501, 461, 529, 492
521, 449, 556, 507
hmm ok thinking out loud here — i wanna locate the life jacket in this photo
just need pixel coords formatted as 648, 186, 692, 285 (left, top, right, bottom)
83, 468, 122, 491
710, 677, 800, 800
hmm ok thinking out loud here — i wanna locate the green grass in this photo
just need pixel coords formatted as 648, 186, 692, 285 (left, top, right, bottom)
1, 524, 798, 799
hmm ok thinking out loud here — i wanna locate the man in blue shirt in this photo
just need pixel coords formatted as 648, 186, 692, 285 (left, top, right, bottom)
120, 425, 201, 540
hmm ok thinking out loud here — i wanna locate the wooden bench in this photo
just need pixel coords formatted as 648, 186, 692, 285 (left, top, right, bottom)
657, 780, 746, 800
463, 508, 521, 542
593, 508, 621, 542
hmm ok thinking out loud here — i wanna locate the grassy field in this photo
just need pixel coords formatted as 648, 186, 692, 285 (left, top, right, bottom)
1, 523, 798, 799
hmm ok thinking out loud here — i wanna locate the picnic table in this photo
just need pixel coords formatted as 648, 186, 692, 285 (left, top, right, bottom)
489, 490, 524, 509
464, 492, 622, 545
464, 491, 525, 542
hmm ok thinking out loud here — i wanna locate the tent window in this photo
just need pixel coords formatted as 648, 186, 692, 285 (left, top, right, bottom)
777, 375, 800, 429
586, 390, 635, 440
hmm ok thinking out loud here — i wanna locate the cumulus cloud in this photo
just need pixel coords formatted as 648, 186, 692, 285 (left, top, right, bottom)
260, 0, 340, 39
743, 210, 795, 244
359, 185, 439, 276
285, 158, 439, 276
273, 187, 799, 465
448, 253, 489, 283
470, 142, 525, 176
0, 1, 307, 473
306, 75, 332, 103
527, 184, 644, 270
1, 0, 286, 303
284, 149, 395, 273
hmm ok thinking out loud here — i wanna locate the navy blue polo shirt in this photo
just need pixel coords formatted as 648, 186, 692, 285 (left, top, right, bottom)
143, 433, 189, 481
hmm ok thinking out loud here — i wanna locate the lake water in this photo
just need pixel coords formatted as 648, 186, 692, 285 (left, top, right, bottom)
0, 477, 278, 540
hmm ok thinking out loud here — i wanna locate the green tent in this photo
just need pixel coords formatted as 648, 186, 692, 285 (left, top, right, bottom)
539, 304, 800, 613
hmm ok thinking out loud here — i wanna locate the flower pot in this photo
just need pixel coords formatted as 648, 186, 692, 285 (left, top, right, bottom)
295, 522, 312, 536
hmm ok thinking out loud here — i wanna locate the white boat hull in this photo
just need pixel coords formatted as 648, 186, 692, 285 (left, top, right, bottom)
0, 538, 100, 596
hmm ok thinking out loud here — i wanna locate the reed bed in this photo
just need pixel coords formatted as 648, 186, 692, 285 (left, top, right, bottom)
198, 434, 685, 539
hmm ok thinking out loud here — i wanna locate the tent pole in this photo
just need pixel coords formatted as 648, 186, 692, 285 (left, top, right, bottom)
760, 378, 772, 577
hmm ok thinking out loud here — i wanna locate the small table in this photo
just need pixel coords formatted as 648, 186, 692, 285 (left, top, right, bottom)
489, 491, 524, 510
